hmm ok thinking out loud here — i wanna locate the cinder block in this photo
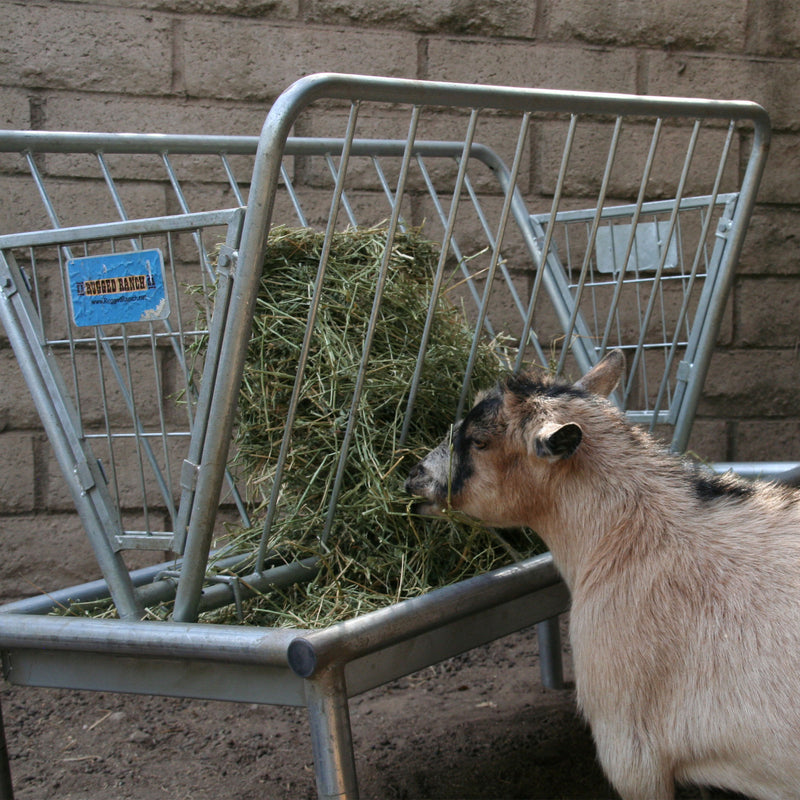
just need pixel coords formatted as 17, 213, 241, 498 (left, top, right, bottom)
738, 205, 800, 275
0, 351, 41, 429
734, 278, 800, 348
699, 348, 800, 418
543, 0, 746, 51
746, 1, 800, 57
0, 513, 102, 602
0, 175, 56, 234
307, 0, 536, 37
735, 419, 800, 462
1, 2, 174, 95
0, 174, 167, 234
182, 19, 418, 101
0, 431, 35, 513
645, 52, 800, 131
0, 507, 181, 603
43, 92, 269, 138
754, 133, 800, 205
425, 39, 638, 94
130, 0, 300, 16
685, 418, 730, 463
0, 87, 31, 129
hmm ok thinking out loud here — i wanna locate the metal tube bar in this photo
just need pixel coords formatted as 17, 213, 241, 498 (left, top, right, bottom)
0, 208, 240, 250
669, 121, 771, 452
536, 617, 565, 690
306, 667, 359, 800
0, 613, 296, 667
0, 696, 13, 800
287, 552, 561, 678
652, 121, 736, 435
0, 256, 142, 619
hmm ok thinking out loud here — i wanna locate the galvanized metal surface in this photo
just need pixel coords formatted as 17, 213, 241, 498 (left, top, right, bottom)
0, 74, 774, 800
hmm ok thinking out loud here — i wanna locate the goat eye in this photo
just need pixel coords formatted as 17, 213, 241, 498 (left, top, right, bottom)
472, 438, 488, 451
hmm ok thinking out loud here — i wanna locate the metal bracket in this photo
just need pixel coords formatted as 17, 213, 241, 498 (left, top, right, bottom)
0, 276, 16, 299
73, 457, 96, 494
180, 458, 200, 492
215, 245, 238, 278
676, 360, 693, 384
115, 532, 175, 551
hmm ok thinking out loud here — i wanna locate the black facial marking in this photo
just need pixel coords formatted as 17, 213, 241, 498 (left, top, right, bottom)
504, 373, 589, 403
447, 392, 503, 497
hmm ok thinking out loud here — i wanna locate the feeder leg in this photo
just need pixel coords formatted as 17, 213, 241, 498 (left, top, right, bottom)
536, 615, 565, 690
0, 695, 13, 800
305, 666, 359, 800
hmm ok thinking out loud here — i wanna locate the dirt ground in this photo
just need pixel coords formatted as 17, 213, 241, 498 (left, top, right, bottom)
1, 623, 748, 800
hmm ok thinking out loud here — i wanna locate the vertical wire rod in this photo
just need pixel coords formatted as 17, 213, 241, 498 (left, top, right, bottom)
281, 163, 309, 227
400, 108, 481, 444
556, 115, 623, 377
256, 101, 362, 572
598, 117, 663, 357
458, 111, 531, 418
220, 152, 246, 206
623, 119, 702, 406
516, 113, 578, 374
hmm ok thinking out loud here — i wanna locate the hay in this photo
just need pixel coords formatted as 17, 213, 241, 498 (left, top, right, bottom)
193, 225, 544, 627
63, 225, 545, 625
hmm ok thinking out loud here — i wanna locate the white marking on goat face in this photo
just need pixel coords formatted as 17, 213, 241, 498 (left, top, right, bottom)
404, 387, 505, 519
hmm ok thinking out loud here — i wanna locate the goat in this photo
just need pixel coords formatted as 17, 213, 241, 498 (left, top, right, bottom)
405, 349, 800, 800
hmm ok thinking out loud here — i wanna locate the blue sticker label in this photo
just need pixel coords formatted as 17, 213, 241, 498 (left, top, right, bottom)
68, 249, 170, 327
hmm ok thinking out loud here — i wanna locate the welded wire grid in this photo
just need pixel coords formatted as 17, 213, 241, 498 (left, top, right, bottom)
2, 220, 238, 549
0, 137, 261, 556
235, 99, 751, 580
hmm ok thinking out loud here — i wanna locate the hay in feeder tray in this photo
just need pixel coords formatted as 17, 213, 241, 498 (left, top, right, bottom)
196, 225, 546, 628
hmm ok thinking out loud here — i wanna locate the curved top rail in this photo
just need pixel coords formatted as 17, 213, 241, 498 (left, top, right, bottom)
277, 72, 772, 129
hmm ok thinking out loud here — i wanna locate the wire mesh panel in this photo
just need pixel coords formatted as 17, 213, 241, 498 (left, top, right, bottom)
0, 210, 248, 618
0, 132, 278, 617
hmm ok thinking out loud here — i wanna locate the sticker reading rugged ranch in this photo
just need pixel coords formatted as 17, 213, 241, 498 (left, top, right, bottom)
68, 249, 170, 327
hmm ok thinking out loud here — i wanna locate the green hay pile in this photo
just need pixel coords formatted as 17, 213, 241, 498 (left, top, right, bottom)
197, 225, 544, 628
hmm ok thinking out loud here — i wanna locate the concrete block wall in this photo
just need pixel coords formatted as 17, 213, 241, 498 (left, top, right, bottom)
2, 0, 800, 600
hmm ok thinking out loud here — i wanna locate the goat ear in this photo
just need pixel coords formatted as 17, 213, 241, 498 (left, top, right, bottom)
532, 422, 583, 462
575, 348, 625, 397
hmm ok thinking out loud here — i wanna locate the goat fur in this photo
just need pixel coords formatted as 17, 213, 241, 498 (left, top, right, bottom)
405, 350, 800, 800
